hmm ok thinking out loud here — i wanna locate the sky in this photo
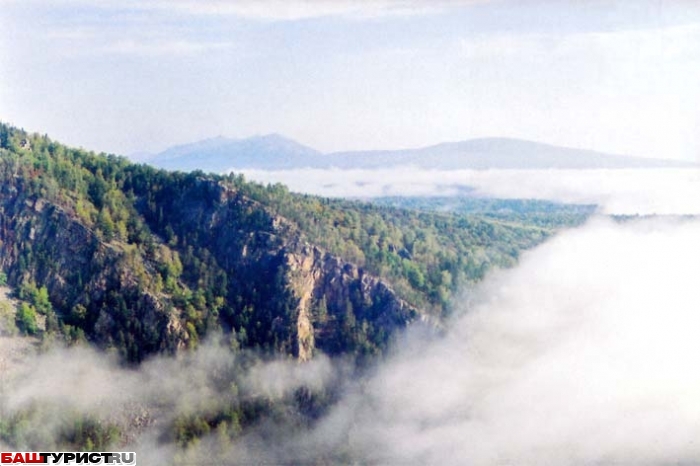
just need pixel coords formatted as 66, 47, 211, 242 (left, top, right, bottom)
1, 0, 700, 161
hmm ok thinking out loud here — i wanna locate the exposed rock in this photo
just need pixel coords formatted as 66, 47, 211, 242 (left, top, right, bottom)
284, 242, 418, 360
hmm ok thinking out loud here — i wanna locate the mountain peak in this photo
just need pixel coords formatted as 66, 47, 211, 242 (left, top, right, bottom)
150, 133, 321, 173
243, 133, 318, 152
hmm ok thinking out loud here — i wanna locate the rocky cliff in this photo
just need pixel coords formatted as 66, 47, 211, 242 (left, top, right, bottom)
285, 243, 417, 361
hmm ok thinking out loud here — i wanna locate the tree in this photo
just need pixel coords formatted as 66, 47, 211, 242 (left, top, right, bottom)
35, 286, 52, 315
97, 208, 115, 240
16, 303, 38, 335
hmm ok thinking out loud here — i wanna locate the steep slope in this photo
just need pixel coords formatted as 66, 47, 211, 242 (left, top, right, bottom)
0, 123, 564, 363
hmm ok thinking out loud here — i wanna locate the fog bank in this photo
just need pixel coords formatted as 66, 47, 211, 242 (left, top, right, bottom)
238, 167, 700, 215
326, 217, 700, 463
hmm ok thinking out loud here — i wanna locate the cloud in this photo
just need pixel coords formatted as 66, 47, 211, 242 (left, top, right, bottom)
0, 337, 341, 456
324, 217, 700, 463
5, 0, 486, 21
128, 0, 488, 21
102, 39, 236, 57
459, 22, 700, 61
237, 167, 700, 215
148, 0, 418, 20
38, 22, 237, 58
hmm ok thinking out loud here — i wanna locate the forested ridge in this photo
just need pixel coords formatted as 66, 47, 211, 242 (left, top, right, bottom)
0, 122, 590, 454
0, 123, 584, 362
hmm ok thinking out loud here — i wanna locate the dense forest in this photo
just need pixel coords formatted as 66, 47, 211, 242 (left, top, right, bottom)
0, 122, 592, 454
370, 196, 595, 229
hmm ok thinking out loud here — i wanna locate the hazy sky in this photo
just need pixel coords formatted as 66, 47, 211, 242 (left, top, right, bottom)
2, 0, 700, 161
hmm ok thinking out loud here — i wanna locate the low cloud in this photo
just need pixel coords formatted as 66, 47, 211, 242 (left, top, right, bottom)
238, 167, 700, 215
0, 337, 342, 459
326, 217, 700, 463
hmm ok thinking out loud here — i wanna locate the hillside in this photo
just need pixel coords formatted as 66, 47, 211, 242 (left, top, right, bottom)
0, 123, 579, 365
144, 135, 695, 173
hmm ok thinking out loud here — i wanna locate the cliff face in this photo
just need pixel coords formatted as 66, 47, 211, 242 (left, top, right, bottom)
285, 244, 417, 361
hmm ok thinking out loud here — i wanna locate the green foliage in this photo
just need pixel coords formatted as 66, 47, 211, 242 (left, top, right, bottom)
372, 196, 595, 229
60, 416, 120, 451
19, 281, 53, 316
15, 302, 37, 335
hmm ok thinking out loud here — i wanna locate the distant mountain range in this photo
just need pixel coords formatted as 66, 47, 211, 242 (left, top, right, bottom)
136, 135, 696, 173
